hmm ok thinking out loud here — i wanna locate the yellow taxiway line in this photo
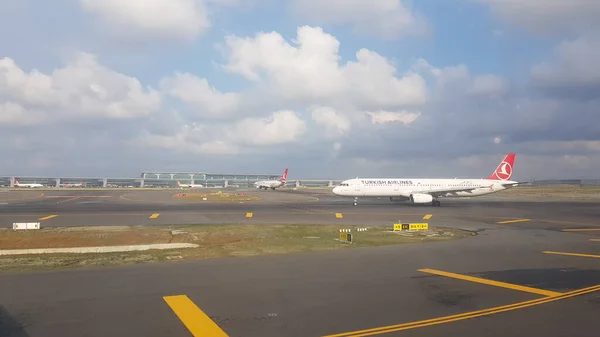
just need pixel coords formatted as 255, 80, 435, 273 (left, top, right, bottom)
323, 284, 600, 337
422, 214, 433, 220
38, 215, 58, 221
164, 295, 228, 337
543, 251, 600, 259
246, 212, 253, 218
497, 218, 531, 224
149, 213, 160, 219
335, 213, 343, 219
418, 268, 561, 297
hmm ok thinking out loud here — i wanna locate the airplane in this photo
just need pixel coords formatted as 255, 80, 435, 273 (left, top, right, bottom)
176, 180, 204, 189
254, 168, 288, 190
14, 179, 44, 188
332, 153, 523, 207
60, 182, 84, 187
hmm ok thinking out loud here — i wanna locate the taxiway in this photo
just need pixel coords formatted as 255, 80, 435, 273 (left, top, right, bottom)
1, 188, 600, 337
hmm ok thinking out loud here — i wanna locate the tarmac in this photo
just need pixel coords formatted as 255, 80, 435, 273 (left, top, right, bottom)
1, 188, 600, 337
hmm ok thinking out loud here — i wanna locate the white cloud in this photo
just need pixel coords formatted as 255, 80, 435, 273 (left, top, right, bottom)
159, 72, 240, 118
311, 106, 351, 138
531, 34, 600, 91
468, 74, 509, 97
140, 126, 240, 155
472, 0, 600, 36
414, 59, 508, 98
229, 110, 307, 145
81, 0, 210, 40
367, 110, 420, 125
0, 53, 161, 123
291, 0, 429, 39
222, 26, 428, 108
139, 110, 307, 155
0, 102, 38, 126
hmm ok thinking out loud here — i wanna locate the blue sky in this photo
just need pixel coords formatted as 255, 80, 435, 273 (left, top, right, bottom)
1, 0, 599, 180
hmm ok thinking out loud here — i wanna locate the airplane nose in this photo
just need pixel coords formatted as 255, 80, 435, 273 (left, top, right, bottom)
332, 186, 339, 194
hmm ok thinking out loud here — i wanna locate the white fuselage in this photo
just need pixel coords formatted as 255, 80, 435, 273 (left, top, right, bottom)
178, 183, 203, 188
255, 180, 285, 189
332, 178, 516, 198
15, 183, 44, 188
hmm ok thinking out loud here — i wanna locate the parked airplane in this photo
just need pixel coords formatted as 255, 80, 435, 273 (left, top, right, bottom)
332, 154, 522, 206
14, 179, 44, 188
176, 180, 204, 188
254, 169, 288, 190
60, 182, 84, 187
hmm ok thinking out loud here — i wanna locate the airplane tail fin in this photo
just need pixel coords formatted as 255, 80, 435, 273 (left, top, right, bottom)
279, 168, 288, 182
487, 153, 516, 181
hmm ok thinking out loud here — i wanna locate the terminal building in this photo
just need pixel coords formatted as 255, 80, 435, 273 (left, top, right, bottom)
0, 171, 342, 188
1, 173, 599, 189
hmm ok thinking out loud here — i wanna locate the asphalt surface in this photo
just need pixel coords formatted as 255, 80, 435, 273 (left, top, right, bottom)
1, 188, 600, 337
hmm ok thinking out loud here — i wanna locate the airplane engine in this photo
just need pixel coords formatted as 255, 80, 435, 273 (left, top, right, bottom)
409, 193, 433, 204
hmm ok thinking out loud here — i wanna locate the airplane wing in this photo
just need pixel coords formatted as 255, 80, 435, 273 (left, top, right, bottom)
400, 180, 529, 198
501, 181, 529, 187
399, 185, 487, 198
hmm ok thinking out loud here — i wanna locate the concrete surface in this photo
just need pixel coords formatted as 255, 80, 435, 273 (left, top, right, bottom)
0, 243, 199, 255
1, 188, 600, 337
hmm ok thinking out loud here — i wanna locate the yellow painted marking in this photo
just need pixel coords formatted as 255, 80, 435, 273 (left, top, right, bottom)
418, 268, 561, 297
245, 212, 253, 218
335, 213, 343, 219
149, 213, 160, 219
322, 284, 600, 337
543, 251, 600, 259
38, 215, 58, 221
497, 218, 531, 224
422, 214, 433, 220
562, 228, 600, 232
163, 295, 228, 337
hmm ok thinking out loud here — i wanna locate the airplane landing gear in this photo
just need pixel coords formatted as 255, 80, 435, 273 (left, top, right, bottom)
432, 200, 441, 207
354, 197, 358, 206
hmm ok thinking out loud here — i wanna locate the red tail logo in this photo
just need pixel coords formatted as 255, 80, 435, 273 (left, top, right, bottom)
279, 168, 288, 182
487, 154, 515, 181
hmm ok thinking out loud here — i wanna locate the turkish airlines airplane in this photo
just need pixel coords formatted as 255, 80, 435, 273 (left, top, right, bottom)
14, 179, 44, 188
332, 154, 521, 206
254, 168, 288, 190
176, 180, 204, 188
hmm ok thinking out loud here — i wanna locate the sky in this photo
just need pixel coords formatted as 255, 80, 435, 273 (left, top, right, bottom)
1, 0, 600, 180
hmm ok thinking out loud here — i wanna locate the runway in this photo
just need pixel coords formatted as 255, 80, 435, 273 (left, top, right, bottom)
1, 188, 600, 337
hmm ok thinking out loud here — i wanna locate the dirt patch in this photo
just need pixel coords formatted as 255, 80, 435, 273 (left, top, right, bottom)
173, 191, 261, 202
0, 226, 186, 249
0, 224, 471, 272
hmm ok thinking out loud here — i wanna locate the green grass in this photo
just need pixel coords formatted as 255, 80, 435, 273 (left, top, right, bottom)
0, 224, 472, 273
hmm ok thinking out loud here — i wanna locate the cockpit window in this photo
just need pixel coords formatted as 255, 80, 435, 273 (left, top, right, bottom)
338, 183, 349, 186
